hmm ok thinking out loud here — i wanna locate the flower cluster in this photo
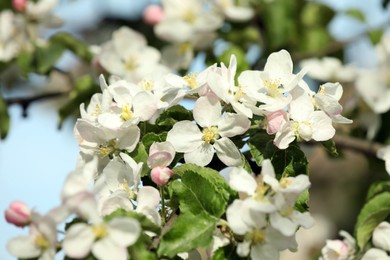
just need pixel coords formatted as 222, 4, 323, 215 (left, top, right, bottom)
225, 159, 314, 259
5, 49, 352, 260
0, 0, 61, 62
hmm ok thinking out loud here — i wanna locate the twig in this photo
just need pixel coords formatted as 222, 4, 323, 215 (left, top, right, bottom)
331, 134, 384, 158
5, 91, 67, 117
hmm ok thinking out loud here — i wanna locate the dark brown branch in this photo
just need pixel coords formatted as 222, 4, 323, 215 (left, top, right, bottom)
332, 134, 384, 158
6, 91, 67, 117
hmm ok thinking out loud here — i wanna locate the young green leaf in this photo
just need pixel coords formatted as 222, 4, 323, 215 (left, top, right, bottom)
355, 192, 390, 250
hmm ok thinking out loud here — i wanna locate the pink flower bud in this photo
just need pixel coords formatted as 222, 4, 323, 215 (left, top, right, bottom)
5, 201, 31, 227
266, 110, 288, 135
143, 5, 164, 25
151, 166, 173, 186
12, 0, 28, 12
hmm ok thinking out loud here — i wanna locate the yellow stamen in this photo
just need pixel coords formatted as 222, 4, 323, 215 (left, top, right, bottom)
92, 224, 108, 239
117, 179, 136, 200
280, 207, 293, 217
280, 177, 292, 188
121, 105, 133, 121
234, 86, 245, 102
202, 126, 219, 144
183, 73, 199, 89
98, 139, 117, 158
247, 229, 265, 244
35, 234, 50, 249
140, 80, 154, 91
263, 79, 283, 98
125, 56, 138, 71
182, 10, 196, 23
179, 42, 192, 54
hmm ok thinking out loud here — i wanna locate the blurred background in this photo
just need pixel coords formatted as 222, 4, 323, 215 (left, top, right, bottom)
0, 0, 390, 259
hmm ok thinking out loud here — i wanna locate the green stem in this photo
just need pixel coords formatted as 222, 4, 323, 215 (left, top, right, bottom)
160, 186, 166, 225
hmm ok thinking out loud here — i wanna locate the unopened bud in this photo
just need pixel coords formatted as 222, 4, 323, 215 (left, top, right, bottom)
151, 166, 173, 186
5, 201, 31, 227
12, 0, 28, 13
143, 5, 164, 25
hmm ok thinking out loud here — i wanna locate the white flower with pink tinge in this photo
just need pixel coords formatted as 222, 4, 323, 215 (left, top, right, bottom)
63, 217, 141, 260
167, 93, 250, 167
147, 141, 175, 186
320, 231, 355, 260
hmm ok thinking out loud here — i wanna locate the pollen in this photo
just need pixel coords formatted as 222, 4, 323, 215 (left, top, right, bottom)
182, 10, 196, 23
263, 79, 283, 98
279, 177, 292, 188
98, 139, 117, 158
234, 86, 245, 102
183, 73, 199, 89
125, 56, 138, 71
318, 85, 326, 94
248, 229, 265, 244
92, 224, 108, 239
202, 126, 219, 144
118, 179, 136, 200
91, 104, 101, 116
280, 207, 293, 217
179, 42, 192, 54
35, 234, 50, 249
140, 80, 154, 91
121, 104, 133, 121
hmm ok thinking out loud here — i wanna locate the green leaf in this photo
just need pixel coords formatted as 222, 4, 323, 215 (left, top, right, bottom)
366, 181, 390, 201
104, 209, 161, 234
128, 142, 149, 177
294, 190, 309, 213
156, 104, 193, 128
58, 75, 99, 127
35, 43, 65, 74
142, 132, 168, 153
368, 29, 384, 45
212, 244, 246, 260
300, 27, 331, 53
241, 154, 253, 174
301, 3, 335, 27
218, 45, 249, 75
248, 131, 277, 166
158, 164, 236, 257
172, 164, 236, 212
129, 233, 158, 260
345, 9, 366, 22
50, 32, 93, 62
0, 95, 10, 139
321, 139, 339, 157
355, 192, 390, 250
16, 51, 34, 77
271, 144, 309, 178
158, 212, 217, 258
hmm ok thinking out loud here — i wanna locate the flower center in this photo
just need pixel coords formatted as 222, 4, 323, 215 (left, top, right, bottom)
125, 56, 139, 71
183, 10, 196, 23
98, 139, 118, 158
118, 179, 136, 200
234, 86, 245, 102
121, 104, 133, 121
34, 234, 50, 250
263, 79, 284, 98
179, 42, 192, 54
248, 229, 265, 245
279, 177, 292, 188
92, 224, 108, 239
183, 73, 199, 89
140, 80, 154, 91
202, 126, 219, 144
280, 207, 293, 217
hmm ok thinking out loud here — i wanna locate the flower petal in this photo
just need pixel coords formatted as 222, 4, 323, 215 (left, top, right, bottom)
167, 121, 203, 153
184, 142, 215, 166
193, 94, 221, 127
63, 223, 95, 259
214, 137, 242, 166
108, 217, 141, 247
